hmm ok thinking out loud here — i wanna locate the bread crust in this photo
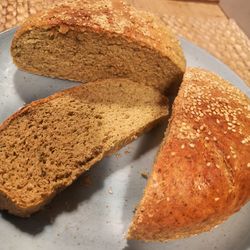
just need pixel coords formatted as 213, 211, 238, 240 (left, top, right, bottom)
128, 68, 250, 241
0, 78, 168, 217
11, 0, 185, 81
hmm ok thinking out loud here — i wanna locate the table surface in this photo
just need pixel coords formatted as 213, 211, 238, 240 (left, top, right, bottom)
0, 0, 249, 86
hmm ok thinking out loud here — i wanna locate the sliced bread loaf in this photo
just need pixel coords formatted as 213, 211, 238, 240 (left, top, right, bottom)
0, 78, 168, 217
128, 68, 250, 241
11, 0, 186, 94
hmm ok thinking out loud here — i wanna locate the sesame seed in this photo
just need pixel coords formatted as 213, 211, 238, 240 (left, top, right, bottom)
226, 155, 230, 159
216, 119, 220, 124
213, 137, 217, 141
189, 143, 195, 148
181, 144, 185, 149
205, 137, 209, 141
247, 163, 250, 168
214, 197, 220, 201
171, 152, 176, 156
200, 125, 205, 130
206, 162, 211, 167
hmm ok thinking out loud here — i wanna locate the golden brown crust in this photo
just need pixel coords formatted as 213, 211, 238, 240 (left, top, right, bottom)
128, 68, 250, 241
11, 0, 185, 74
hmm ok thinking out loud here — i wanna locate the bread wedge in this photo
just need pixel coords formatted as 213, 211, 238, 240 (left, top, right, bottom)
128, 68, 250, 241
11, 0, 185, 94
0, 78, 168, 217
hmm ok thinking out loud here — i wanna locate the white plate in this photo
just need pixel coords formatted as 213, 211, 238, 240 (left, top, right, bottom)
0, 28, 249, 250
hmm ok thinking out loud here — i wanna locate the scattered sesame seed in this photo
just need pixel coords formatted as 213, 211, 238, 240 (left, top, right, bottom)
205, 137, 209, 141
171, 152, 176, 156
226, 155, 230, 159
108, 187, 113, 194
181, 144, 185, 149
213, 136, 217, 141
214, 197, 220, 201
247, 163, 250, 168
206, 162, 211, 167
189, 143, 195, 148
200, 125, 205, 130
216, 119, 220, 124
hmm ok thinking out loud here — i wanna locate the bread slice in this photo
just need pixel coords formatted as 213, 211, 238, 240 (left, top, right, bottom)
0, 78, 168, 217
11, 0, 185, 94
128, 68, 250, 241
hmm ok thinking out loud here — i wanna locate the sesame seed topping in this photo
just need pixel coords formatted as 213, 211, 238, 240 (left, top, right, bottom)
205, 137, 209, 141
226, 155, 231, 159
189, 143, 195, 148
214, 197, 220, 201
171, 152, 176, 156
206, 162, 211, 167
247, 163, 250, 168
181, 144, 185, 149
213, 136, 217, 141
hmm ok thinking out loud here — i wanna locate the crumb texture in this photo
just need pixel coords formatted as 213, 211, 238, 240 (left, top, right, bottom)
0, 78, 168, 217
11, 0, 185, 93
128, 68, 250, 241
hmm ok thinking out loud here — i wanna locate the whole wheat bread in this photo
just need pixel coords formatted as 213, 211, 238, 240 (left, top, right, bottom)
0, 78, 168, 217
128, 68, 250, 241
11, 0, 185, 94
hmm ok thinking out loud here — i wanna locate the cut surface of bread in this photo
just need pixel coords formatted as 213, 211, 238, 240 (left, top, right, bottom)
128, 68, 250, 241
0, 78, 168, 217
11, 0, 186, 94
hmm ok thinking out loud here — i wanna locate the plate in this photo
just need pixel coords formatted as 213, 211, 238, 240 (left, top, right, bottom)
0, 28, 249, 250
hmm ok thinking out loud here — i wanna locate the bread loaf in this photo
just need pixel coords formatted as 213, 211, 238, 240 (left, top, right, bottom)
128, 68, 250, 241
0, 78, 168, 217
11, 0, 185, 94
